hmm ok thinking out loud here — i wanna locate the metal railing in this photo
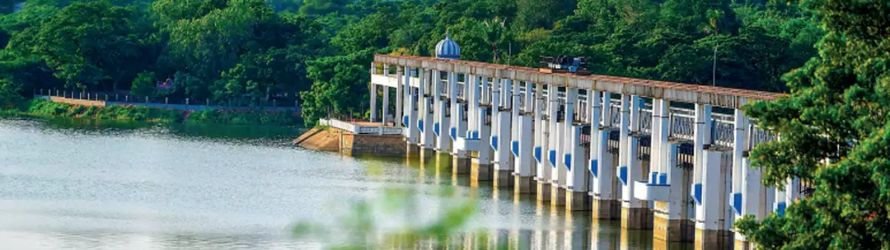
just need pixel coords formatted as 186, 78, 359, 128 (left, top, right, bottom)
712, 113, 735, 147
34, 89, 299, 112
640, 108, 653, 134
610, 103, 621, 127
749, 126, 777, 150
669, 110, 695, 141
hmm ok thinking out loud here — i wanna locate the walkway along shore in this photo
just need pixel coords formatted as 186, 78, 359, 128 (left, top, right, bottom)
33, 92, 300, 113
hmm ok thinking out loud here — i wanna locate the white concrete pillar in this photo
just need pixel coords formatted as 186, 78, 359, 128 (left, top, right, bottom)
370, 83, 378, 122
534, 83, 551, 186
731, 109, 754, 224
692, 104, 713, 206
536, 84, 554, 201
549, 87, 564, 185
468, 75, 480, 139
563, 88, 578, 173
515, 107, 533, 176
588, 90, 602, 179
733, 111, 769, 249
647, 99, 693, 242
698, 149, 726, 231
565, 89, 586, 193
651, 99, 675, 186
617, 95, 631, 190
419, 69, 434, 149
382, 86, 390, 125
492, 78, 513, 186
567, 109, 589, 210
432, 70, 442, 134
593, 92, 614, 200
775, 177, 800, 216
693, 104, 731, 242
621, 95, 645, 208
648, 99, 661, 183
475, 77, 492, 165
514, 106, 534, 192
510, 80, 521, 175
494, 79, 513, 171
435, 72, 452, 151
655, 99, 677, 191
509, 80, 520, 164
524, 82, 534, 114
406, 67, 419, 144
741, 158, 766, 218
395, 68, 403, 127
451, 74, 467, 157
664, 141, 684, 215
547, 86, 560, 180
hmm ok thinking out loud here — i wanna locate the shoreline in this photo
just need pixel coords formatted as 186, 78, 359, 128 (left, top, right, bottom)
2, 99, 303, 127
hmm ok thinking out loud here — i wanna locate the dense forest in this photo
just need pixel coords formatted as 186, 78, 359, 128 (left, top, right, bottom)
0, 0, 819, 124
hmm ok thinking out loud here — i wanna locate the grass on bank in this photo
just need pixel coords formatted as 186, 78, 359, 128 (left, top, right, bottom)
2, 99, 300, 126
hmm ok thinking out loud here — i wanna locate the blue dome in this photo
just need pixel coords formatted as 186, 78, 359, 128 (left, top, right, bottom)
435, 35, 460, 60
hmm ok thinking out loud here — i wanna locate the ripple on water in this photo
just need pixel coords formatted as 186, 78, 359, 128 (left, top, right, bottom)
0, 118, 674, 249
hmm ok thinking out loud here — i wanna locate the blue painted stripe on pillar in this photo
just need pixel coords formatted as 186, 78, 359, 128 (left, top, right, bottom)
418, 120, 424, 132
617, 166, 628, 185
490, 135, 498, 150
731, 192, 743, 216
434, 123, 440, 136
548, 149, 557, 167
467, 130, 479, 140
776, 202, 787, 216
590, 159, 598, 177
692, 183, 703, 205
511, 141, 519, 157
534, 147, 542, 163
402, 116, 409, 127
449, 127, 457, 140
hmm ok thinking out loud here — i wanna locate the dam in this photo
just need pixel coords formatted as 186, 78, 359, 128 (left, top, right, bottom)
308, 35, 802, 250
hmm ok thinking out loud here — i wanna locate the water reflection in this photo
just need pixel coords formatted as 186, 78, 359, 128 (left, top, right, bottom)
360, 151, 686, 250
0, 118, 692, 249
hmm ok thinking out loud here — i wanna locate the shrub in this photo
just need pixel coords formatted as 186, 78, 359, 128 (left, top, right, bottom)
0, 78, 24, 109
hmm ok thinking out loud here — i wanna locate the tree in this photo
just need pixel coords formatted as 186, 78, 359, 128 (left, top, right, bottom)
0, 77, 23, 109
298, 0, 351, 17
480, 17, 509, 63
330, 9, 401, 55
267, 0, 301, 12
148, 0, 322, 104
130, 71, 156, 98
160, 0, 273, 94
515, 0, 576, 30
736, 1, 890, 249
0, 0, 16, 14
300, 50, 372, 126
17, 1, 146, 91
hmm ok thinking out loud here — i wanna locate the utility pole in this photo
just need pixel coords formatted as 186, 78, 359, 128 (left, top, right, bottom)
713, 44, 718, 87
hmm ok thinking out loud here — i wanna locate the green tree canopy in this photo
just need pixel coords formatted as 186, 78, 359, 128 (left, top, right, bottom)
13, 1, 146, 91
737, 0, 890, 248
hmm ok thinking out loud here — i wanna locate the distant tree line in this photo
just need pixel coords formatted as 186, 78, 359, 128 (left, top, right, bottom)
293, 0, 822, 126
0, 0, 820, 122
0, 0, 322, 109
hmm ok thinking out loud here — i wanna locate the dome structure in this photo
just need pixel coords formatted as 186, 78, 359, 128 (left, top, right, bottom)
435, 34, 461, 60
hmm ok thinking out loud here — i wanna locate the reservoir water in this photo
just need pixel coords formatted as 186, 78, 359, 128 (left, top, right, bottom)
0, 118, 681, 249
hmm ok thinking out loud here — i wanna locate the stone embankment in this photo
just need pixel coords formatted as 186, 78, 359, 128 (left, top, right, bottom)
294, 126, 405, 157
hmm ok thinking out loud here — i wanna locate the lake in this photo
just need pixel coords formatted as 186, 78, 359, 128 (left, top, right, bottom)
0, 118, 681, 249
